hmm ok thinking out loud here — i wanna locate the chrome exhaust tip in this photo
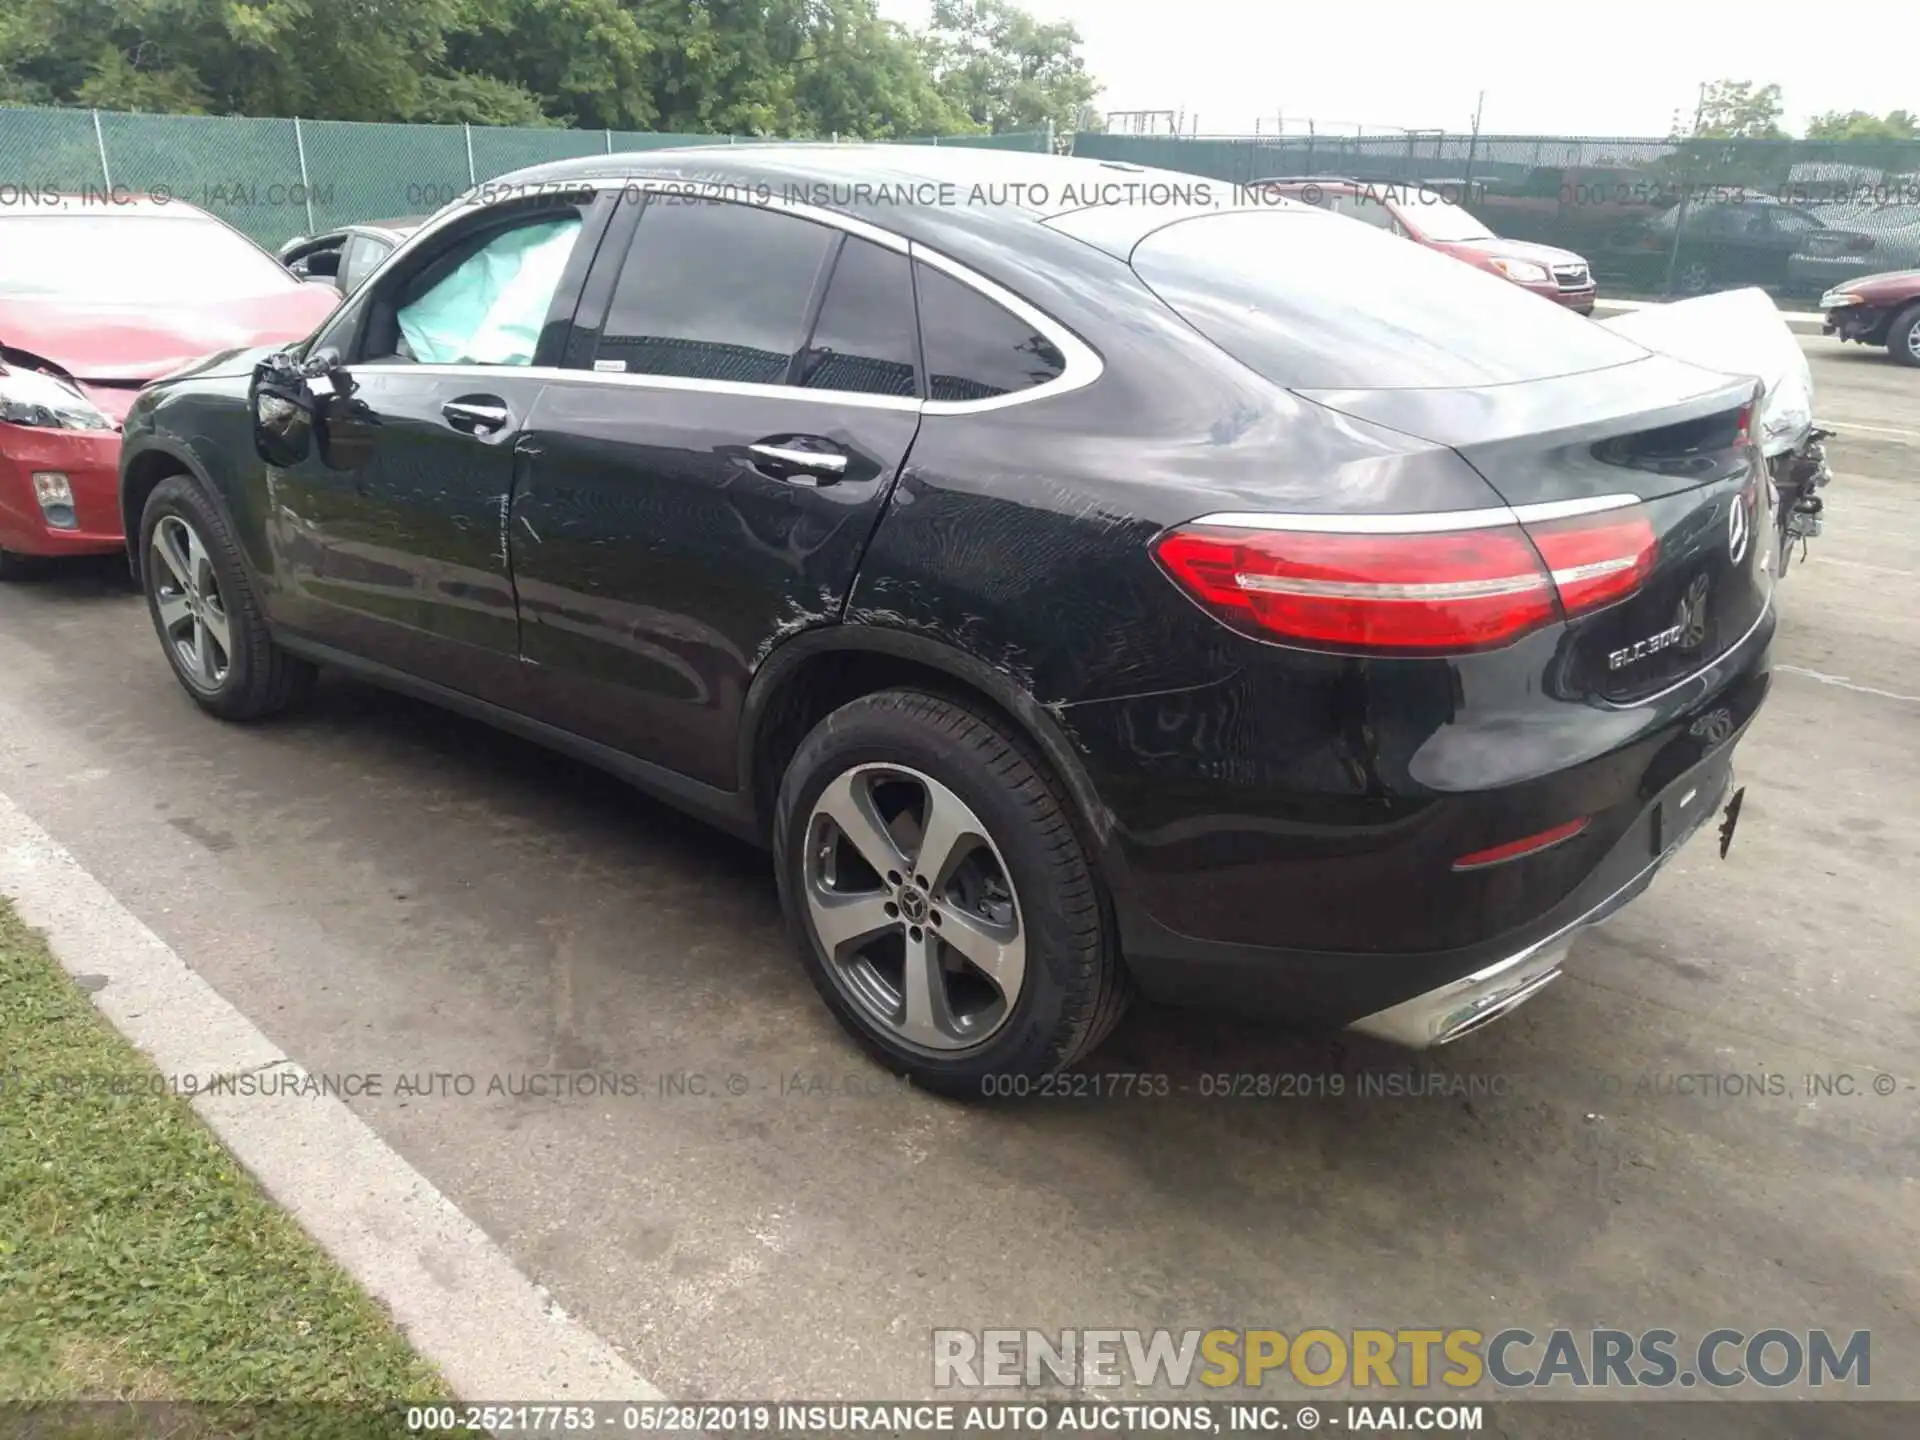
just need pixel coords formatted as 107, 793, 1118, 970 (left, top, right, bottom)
1432, 967, 1561, 1046
1349, 939, 1572, 1049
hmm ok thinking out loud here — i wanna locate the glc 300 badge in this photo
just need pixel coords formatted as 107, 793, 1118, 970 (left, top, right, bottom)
1608, 575, 1712, 672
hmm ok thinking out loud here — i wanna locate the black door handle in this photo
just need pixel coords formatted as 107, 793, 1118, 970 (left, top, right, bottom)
443, 396, 511, 435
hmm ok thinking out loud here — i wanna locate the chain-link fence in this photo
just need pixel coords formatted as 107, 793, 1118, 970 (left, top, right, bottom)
0, 106, 1052, 251
1073, 132, 1920, 301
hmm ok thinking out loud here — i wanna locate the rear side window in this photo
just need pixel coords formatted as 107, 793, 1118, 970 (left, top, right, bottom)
914, 262, 1064, 402
1132, 209, 1646, 390
596, 199, 835, 383
798, 238, 919, 397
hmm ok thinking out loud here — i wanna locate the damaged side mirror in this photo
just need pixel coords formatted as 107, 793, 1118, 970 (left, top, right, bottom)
249, 347, 345, 468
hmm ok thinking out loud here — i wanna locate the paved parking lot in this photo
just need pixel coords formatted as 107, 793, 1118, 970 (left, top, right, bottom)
0, 340, 1914, 1420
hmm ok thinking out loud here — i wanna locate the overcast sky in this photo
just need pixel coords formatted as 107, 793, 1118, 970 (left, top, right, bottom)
879, 0, 1915, 137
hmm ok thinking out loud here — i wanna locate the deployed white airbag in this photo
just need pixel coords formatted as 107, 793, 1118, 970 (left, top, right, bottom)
397, 216, 581, 366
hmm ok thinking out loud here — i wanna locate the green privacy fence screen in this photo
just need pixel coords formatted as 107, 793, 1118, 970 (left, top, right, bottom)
1072, 131, 1920, 300
0, 105, 1051, 250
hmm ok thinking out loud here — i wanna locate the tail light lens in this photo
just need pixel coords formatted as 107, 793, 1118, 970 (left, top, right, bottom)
1525, 509, 1658, 614
1155, 507, 1657, 654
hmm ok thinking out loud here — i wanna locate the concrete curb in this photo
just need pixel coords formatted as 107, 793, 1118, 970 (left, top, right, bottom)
1595, 297, 1827, 337
0, 787, 664, 1406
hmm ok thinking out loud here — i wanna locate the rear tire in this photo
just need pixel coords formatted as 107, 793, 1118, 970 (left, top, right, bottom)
139, 475, 315, 720
1887, 303, 1920, 368
773, 688, 1129, 1097
0, 550, 33, 582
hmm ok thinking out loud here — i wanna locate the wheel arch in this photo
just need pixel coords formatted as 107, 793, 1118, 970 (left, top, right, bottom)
120, 442, 213, 581
740, 626, 1113, 858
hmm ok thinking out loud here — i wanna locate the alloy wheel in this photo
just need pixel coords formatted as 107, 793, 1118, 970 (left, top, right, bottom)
150, 514, 232, 692
1906, 323, 1920, 363
802, 763, 1026, 1053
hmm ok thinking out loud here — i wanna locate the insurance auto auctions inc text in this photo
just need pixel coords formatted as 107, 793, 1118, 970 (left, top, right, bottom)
933, 1327, 1870, 1392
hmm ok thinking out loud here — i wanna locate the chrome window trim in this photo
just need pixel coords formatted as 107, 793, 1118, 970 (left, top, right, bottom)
911, 240, 1104, 415
1188, 494, 1641, 534
340, 362, 924, 412
327, 172, 1104, 416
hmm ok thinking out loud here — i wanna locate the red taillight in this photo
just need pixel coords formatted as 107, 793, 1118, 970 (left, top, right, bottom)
1452, 817, 1591, 871
1524, 509, 1658, 614
1155, 507, 1658, 654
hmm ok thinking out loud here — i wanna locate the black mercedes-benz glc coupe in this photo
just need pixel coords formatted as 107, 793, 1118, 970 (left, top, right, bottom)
119, 147, 1774, 1093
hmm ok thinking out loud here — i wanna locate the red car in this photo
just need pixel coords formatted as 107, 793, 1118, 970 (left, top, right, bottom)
1257, 178, 1599, 313
1821, 269, 1920, 366
0, 195, 339, 577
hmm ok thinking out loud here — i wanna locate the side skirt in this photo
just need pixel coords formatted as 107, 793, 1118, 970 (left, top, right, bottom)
273, 633, 763, 845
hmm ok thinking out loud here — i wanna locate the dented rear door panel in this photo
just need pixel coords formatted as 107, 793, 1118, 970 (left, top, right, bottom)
508, 380, 919, 788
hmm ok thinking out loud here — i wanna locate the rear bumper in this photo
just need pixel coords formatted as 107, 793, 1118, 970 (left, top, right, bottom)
1349, 762, 1734, 1047
0, 424, 125, 556
1068, 599, 1773, 1032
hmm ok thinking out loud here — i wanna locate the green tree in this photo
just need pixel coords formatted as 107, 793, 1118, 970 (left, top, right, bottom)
441, 0, 655, 129
0, 0, 1090, 140
0, 0, 464, 120
1692, 79, 1788, 140
921, 0, 1099, 134
1805, 108, 1918, 141
791, 5, 975, 139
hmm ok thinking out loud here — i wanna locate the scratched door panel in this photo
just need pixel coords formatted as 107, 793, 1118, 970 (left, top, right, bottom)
273, 366, 547, 703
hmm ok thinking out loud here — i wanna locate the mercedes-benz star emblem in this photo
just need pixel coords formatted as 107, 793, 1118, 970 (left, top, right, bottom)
1675, 573, 1711, 650
1728, 489, 1751, 565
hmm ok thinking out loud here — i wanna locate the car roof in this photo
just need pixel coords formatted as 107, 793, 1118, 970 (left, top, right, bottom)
492, 144, 1239, 262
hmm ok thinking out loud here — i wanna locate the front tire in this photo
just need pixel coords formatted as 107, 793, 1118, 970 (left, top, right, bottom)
773, 689, 1129, 1096
1888, 303, 1920, 368
140, 475, 314, 719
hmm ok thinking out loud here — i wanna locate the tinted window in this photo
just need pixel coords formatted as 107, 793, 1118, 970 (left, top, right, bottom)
915, 263, 1065, 402
797, 238, 919, 397
596, 200, 834, 384
1132, 209, 1645, 390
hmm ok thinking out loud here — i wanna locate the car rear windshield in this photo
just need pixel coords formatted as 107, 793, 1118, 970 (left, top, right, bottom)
0, 214, 296, 302
1131, 208, 1646, 390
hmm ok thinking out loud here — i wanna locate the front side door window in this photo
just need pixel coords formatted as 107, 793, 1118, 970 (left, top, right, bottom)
269, 196, 604, 698
391, 214, 583, 366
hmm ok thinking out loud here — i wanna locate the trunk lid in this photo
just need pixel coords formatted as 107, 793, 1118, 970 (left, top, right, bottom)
1299, 356, 1771, 703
